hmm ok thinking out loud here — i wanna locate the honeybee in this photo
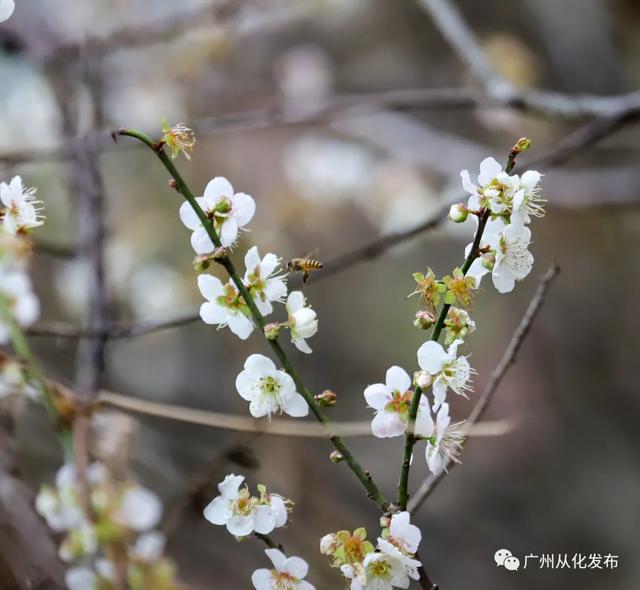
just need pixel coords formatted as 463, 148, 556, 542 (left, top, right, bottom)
287, 251, 323, 283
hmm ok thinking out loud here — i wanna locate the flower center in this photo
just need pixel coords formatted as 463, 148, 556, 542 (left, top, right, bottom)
369, 558, 392, 579
384, 390, 412, 416
260, 376, 281, 396
232, 489, 255, 516
214, 197, 232, 216
272, 571, 297, 590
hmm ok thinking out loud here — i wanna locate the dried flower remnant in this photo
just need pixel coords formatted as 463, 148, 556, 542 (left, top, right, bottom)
161, 119, 196, 160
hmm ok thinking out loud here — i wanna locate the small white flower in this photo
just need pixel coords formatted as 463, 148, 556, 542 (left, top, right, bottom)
204, 474, 288, 537
0, 176, 44, 234
58, 521, 98, 561
286, 291, 318, 354
512, 170, 545, 225
252, 548, 315, 590
345, 550, 419, 590
468, 220, 534, 294
384, 512, 421, 555
364, 366, 423, 439
198, 274, 254, 340
131, 531, 166, 562
236, 354, 309, 418
491, 222, 534, 293
179, 176, 255, 252
417, 339, 473, 410
114, 485, 162, 532
460, 157, 519, 215
244, 246, 287, 315
0, 268, 39, 344
416, 402, 465, 474
65, 567, 97, 590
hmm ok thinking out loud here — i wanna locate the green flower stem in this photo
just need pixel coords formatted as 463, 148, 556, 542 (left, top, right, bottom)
117, 128, 389, 511
396, 154, 517, 510
0, 294, 73, 456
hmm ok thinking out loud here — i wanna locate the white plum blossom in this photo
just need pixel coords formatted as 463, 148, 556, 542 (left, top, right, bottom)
114, 485, 162, 532
460, 157, 518, 215
65, 567, 97, 590
364, 366, 425, 438
417, 339, 473, 410
179, 176, 255, 252
0, 176, 44, 234
466, 220, 534, 294
415, 402, 465, 474
490, 222, 534, 293
0, 268, 39, 343
58, 521, 98, 561
244, 246, 287, 315
511, 170, 545, 225
204, 474, 288, 537
198, 274, 254, 340
131, 531, 166, 562
286, 291, 318, 354
236, 354, 309, 418
343, 549, 420, 590
252, 549, 315, 590
461, 157, 544, 225
382, 512, 421, 555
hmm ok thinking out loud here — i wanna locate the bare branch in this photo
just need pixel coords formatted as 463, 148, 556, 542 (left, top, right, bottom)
98, 389, 511, 439
416, 0, 640, 118
407, 262, 560, 514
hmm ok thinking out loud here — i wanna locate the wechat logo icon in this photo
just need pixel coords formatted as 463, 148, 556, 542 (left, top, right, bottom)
495, 549, 520, 571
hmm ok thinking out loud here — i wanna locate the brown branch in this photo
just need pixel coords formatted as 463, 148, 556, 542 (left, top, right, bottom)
407, 262, 560, 514
97, 389, 510, 439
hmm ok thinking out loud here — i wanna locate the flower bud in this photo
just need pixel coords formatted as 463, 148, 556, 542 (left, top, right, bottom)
413, 310, 435, 330
481, 252, 496, 271
512, 137, 532, 154
264, 323, 281, 341
315, 389, 337, 407
413, 370, 433, 390
379, 516, 391, 529
329, 450, 344, 463
193, 255, 212, 272
320, 533, 337, 555
211, 246, 228, 260
448, 203, 468, 223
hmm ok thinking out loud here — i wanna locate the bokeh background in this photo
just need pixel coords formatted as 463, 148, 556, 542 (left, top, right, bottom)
1, 0, 639, 588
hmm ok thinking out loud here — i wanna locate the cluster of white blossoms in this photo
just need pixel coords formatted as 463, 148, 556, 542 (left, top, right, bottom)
458, 155, 544, 294
203, 474, 315, 589
183, 176, 319, 350
0, 177, 42, 386
321, 512, 421, 589
173, 154, 320, 583
36, 462, 179, 590
366, 151, 544, 479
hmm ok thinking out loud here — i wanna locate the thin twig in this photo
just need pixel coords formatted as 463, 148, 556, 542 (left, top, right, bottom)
408, 262, 560, 514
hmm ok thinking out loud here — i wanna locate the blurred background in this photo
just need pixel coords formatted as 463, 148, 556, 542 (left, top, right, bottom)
1, 0, 639, 588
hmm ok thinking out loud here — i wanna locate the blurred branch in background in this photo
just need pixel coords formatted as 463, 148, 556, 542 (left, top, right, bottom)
97, 389, 513, 439
408, 262, 560, 514
415, 0, 640, 118
24, 105, 636, 342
